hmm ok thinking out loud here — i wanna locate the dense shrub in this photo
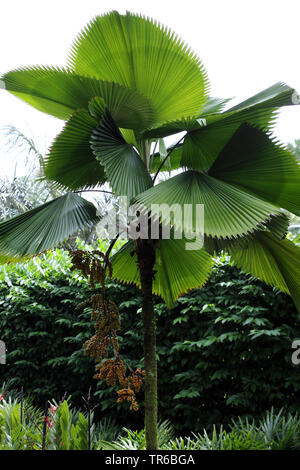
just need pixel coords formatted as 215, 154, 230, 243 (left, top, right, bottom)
0, 242, 300, 433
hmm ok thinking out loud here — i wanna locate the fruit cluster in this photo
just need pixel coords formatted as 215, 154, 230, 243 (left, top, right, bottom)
71, 249, 145, 411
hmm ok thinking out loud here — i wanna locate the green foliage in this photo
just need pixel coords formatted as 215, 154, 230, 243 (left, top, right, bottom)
186, 427, 267, 450
98, 420, 174, 450
1, 392, 298, 451
0, 396, 44, 450
97, 408, 300, 450
230, 408, 300, 450
46, 399, 89, 450
0, 193, 99, 263
0, 176, 55, 221
1, 11, 300, 312
0, 395, 98, 450
1, 245, 300, 433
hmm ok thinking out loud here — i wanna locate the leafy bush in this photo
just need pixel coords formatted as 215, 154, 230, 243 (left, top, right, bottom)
0, 392, 299, 451
0, 394, 99, 450
230, 408, 300, 450
168, 427, 268, 450
98, 420, 175, 450
1, 243, 300, 433
96, 409, 300, 451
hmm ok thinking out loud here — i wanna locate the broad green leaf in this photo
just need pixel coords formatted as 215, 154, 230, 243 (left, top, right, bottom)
180, 83, 298, 171
142, 97, 231, 139
1, 66, 154, 130
88, 96, 105, 119
68, 11, 209, 125
143, 117, 202, 140
226, 82, 296, 113
204, 235, 247, 257
229, 232, 300, 313
43, 109, 106, 191
209, 124, 300, 216
135, 170, 283, 239
181, 121, 237, 171
204, 212, 290, 256
0, 193, 99, 263
265, 211, 290, 239
200, 96, 232, 115
90, 110, 153, 201
111, 238, 214, 308
119, 128, 138, 146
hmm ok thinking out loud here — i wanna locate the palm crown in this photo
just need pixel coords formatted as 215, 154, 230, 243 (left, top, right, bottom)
0, 10, 300, 312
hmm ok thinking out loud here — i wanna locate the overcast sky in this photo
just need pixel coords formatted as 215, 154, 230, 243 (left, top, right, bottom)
1, 0, 300, 178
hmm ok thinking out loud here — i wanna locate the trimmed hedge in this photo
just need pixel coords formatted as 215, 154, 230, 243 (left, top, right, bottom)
0, 244, 300, 433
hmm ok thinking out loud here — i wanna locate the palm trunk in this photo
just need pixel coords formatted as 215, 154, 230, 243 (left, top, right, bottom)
137, 240, 158, 450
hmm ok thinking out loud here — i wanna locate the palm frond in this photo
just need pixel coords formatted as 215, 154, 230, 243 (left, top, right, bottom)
111, 237, 214, 308
204, 212, 290, 256
43, 109, 106, 191
226, 82, 296, 113
1, 66, 154, 130
209, 123, 300, 216
90, 110, 153, 201
180, 83, 298, 171
0, 193, 99, 263
135, 170, 283, 239
67, 11, 210, 125
142, 97, 232, 140
229, 231, 300, 312
1, 125, 44, 168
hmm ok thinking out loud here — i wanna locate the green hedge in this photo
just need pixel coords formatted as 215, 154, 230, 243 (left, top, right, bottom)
0, 243, 300, 433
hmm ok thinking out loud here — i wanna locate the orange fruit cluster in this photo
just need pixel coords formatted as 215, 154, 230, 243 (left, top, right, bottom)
72, 248, 145, 411
70, 249, 112, 288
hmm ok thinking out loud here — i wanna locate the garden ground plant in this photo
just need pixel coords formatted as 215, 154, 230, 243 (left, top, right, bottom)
1, 389, 299, 450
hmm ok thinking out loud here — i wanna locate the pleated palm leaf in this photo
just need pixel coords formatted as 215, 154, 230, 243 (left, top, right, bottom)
1, 11, 300, 450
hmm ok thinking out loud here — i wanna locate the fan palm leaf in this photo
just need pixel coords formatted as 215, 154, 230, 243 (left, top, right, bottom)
135, 170, 283, 238
143, 81, 296, 140
0, 193, 99, 262
90, 110, 153, 201
111, 237, 214, 308
0, 67, 154, 130
209, 123, 300, 216
67, 11, 210, 125
229, 231, 300, 312
43, 108, 106, 191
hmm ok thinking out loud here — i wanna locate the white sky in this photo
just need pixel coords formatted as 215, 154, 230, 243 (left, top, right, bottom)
0, 0, 300, 178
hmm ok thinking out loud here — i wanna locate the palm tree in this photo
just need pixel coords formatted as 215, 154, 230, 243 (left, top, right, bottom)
0, 11, 300, 449
0, 125, 60, 219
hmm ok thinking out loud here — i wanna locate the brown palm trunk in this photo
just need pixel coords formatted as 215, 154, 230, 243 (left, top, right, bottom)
137, 239, 158, 450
